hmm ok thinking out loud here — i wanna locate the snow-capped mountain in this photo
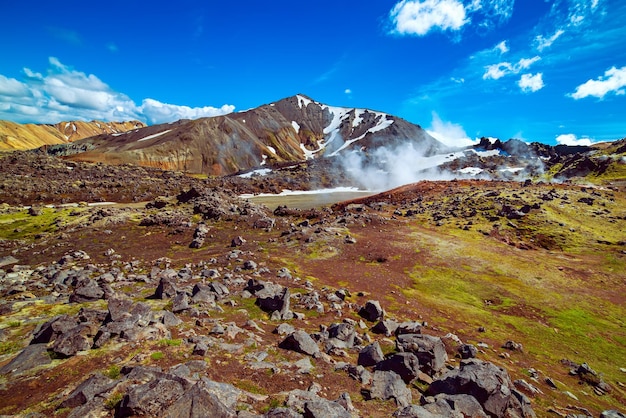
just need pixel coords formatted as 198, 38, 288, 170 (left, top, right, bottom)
42, 94, 446, 175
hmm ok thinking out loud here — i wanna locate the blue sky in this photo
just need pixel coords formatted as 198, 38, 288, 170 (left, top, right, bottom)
1, 0, 625, 146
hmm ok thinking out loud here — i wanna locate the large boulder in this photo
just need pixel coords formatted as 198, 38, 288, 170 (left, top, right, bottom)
358, 341, 385, 367
359, 300, 384, 322
155, 275, 178, 299
60, 373, 118, 409
303, 399, 351, 418
374, 353, 421, 384
119, 375, 187, 416
325, 322, 356, 352
0, 344, 51, 375
51, 325, 93, 357
397, 334, 448, 375
162, 379, 237, 418
369, 370, 412, 407
428, 359, 536, 418
69, 278, 104, 302
279, 331, 320, 356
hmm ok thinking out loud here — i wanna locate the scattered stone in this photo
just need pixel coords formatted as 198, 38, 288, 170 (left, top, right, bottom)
274, 323, 296, 336
428, 359, 536, 417
502, 340, 523, 352
372, 319, 399, 337
395, 321, 423, 336
231, 236, 246, 247
358, 341, 385, 367
243, 260, 258, 270
190, 223, 210, 248
396, 334, 448, 375
369, 370, 412, 407
162, 379, 237, 418
545, 377, 558, 389
601, 411, 626, 418
69, 278, 105, 302
0, 344, 51, 375
359, 300, 385, 322
457, 344, 477, 359
279, 331, 320, 356
0, 256, 19, 268
172, 292, 190, 313
119, 375, 187, 416
295, 357, 314, 374
303, 399, 351, 418
374, 352, 421, 384
514, 379, 543, 396
155, 275, 178, 299
60, 373, 118, 408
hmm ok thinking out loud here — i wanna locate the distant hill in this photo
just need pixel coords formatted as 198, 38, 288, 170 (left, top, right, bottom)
0, 120, 146, 151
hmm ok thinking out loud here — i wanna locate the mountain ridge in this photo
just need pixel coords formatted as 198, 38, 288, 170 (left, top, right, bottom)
0, 120, 145, 151
37, 94, 447, 176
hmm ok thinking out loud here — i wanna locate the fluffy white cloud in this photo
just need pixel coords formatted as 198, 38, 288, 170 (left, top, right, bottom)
139, 99, 234, 125
389, 0, 514, 37
555, 133, 595, 146
483, 56, 541, 80
569, 66, 626, 99
534, 29, 565, 51
518, 73, 545, 93
389, 0, 467, 36
344, 88, 352, 94
0, 75, 29, 97
426, 112, 478, 147
0, 57, 234, 124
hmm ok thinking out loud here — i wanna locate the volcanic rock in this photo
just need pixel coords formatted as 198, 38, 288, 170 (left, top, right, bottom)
279, 330, 320, 356
369, 370, 412, 407
428, 359, 536, 417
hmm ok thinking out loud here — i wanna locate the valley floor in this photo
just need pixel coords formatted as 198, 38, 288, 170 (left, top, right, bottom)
0, 154, 625, 417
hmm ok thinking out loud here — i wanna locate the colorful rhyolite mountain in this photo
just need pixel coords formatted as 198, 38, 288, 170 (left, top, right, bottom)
0, 120, 145, 151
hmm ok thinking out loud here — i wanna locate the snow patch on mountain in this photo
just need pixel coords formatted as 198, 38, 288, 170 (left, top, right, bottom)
459, 167, 484, 175
296, 95, 312, 109
352, 109, 365, 128
138, 129, 171, 142
291, 121, 300, 134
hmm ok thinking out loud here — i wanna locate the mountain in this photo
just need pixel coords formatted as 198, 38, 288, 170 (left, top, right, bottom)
41, 94, 446, 175
0, 120, 145, 151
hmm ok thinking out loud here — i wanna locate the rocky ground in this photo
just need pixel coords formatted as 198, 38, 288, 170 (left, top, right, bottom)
0, 152, 625, 417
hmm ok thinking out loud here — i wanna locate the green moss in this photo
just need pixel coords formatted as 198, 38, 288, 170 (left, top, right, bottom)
0, 340, 23, 355
104, 392, 124, 410
233, 379, 267, 395
150, 351, 164, 361
158, 338, 182, 347
106, 365, 121, 379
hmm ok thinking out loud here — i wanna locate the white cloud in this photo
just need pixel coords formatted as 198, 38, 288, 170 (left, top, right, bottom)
555, 133, 595, 146
494, 40, 509, 54
389, 0, 468, 36
388, 0, 514, 37
0, 75, 29, 97
483, 56, 541, 80
534, 29, 565, 51
518, 73, 545, 93
0, 57, 234, 125
426, 112, 478, 147
139, 99, 234, 125
569, 66, 626, 99
344, 88, 352, 94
